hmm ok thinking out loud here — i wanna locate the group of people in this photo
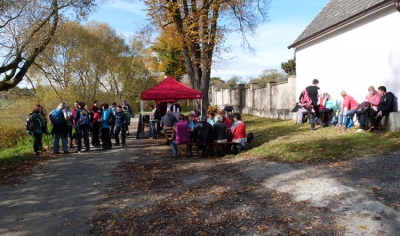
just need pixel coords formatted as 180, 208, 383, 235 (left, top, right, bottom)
29, 100, 134, 155
149, 105, 247, 158
297, 79, 395, 132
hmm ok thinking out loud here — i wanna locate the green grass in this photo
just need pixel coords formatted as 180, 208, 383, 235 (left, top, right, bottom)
242, 114, 400, 163
2, 113, 400, 166
0, 135, 34, 165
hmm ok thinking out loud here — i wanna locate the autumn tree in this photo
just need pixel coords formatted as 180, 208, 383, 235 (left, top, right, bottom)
142, 0, 271, 113
151, 26, 187, 81
0, 0, 95, 91
32, 20, 158, 104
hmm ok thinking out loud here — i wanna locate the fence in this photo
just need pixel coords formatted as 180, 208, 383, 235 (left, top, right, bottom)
211, 76, 297, 120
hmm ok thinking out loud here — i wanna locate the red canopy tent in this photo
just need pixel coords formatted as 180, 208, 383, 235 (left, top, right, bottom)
138, 76, 203, 138
140, 76, 203, 100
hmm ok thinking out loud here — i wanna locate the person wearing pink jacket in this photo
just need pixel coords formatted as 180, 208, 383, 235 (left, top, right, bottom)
338, 91, 358, 130
356, 86, 381, 132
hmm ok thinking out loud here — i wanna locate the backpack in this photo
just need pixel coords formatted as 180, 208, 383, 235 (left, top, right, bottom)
246, 132, 254, 143
355, 101, 370, 115
79, 109, 90, 125
107, 113, 115, 126
124, 110, 131, 125
92, 111, 101, 122
50, 109, 65, 125
299, 89, 313, 108
25, 113, 36, 131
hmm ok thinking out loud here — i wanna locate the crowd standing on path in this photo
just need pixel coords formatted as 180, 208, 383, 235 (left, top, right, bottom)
27, 100, 135, 155
296, 79, 395, 133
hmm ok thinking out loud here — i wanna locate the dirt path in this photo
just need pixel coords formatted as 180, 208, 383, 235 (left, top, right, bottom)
0, 118, 399, 235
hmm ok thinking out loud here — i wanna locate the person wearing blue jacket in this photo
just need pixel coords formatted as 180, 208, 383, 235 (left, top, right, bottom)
114, 106, 127, 147
101, 103, 112, 150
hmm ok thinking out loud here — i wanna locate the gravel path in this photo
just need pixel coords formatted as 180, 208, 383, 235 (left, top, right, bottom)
0, 118, 399, 235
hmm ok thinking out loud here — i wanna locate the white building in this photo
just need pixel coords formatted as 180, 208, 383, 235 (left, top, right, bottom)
288, 0, 400, 109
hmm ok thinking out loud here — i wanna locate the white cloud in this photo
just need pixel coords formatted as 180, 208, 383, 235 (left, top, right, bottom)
107, 0, 147, 18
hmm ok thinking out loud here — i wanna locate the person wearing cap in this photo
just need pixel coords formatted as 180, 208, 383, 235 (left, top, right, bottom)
194, 116, 214, 157
49, 102, 69, 154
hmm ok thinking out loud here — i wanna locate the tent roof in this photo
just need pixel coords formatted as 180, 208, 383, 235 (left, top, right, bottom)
140, 76, 203, 100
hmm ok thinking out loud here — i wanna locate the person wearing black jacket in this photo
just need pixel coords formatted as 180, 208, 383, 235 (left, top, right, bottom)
213, 115, 228, 157
194, 117, 214, 157
371, 86, 394, 131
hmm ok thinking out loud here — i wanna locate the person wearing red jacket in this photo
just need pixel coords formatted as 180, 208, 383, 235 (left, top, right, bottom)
338, 91, 358, 130
231, 113, 247, 154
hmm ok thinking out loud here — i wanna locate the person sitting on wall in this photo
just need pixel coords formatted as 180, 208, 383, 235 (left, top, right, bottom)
337, 91, 358, 131
296, 107, 309, 124
356, 86, 381, 132
320, 92, 339, 126
370, 86, 394, 132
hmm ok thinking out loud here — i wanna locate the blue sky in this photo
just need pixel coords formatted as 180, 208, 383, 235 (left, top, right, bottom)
87, 0, 328, 81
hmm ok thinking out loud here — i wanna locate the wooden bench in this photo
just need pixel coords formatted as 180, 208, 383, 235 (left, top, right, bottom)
174, 141, 240, 156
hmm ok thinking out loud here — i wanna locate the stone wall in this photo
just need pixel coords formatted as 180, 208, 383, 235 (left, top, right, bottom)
211, 76, 297, 120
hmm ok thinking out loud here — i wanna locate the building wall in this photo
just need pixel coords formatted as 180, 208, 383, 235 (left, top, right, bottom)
296, 6, 400, 109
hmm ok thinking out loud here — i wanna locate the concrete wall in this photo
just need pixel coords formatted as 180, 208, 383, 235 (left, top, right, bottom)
211, 77, 297, 119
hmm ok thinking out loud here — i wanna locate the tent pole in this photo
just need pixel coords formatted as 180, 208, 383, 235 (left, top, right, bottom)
140, 100, 144, 138
200, 99, 203, 117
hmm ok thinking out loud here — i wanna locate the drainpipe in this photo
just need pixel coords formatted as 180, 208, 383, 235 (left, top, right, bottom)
395, 0, 400, 12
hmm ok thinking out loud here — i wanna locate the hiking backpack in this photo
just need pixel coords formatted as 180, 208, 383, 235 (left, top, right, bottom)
50, 109, 65, 125
92, 111, 101, 122
299, 89, 313, 108
25, 113, 36, 132
79, 109, 90, 125
107, 113, 116, 126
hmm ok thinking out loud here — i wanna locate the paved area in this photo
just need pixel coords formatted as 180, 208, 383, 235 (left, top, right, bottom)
0, 117, 399, 235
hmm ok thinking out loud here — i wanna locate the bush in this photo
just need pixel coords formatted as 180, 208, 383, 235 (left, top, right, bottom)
0, 126, 27, 150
